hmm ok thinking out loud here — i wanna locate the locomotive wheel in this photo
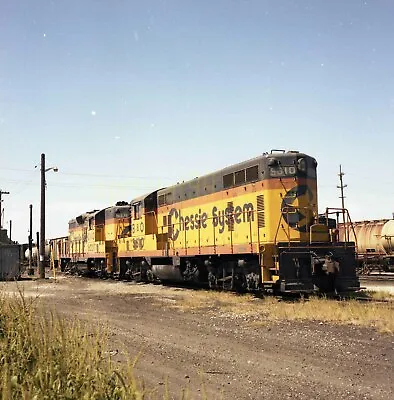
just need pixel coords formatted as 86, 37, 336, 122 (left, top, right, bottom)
208, 271, 218, 290
233, 273, 247, 293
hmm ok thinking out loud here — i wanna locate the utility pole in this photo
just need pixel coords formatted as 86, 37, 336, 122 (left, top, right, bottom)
337, 165, 348, 241
29, 204, 33, 272
36, 232, 40, 270
9, 220, 12, 242
0, 189, 10, 229
38, 153, 58, 279
39, 153, 46, 278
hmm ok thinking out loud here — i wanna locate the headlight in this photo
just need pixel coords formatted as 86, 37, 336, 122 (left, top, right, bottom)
297, 158, 306, 172
268, 158, 278, 166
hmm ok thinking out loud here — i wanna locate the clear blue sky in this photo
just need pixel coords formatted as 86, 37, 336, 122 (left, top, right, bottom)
1, 0, 393, 243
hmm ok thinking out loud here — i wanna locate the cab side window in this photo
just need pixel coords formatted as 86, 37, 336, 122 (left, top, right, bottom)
133, 202, 142, 220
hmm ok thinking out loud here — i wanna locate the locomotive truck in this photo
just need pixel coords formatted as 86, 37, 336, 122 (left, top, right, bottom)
50, 150, 360, 293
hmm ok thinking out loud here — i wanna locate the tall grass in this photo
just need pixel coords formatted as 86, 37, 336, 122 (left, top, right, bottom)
173, 291, 394, 333
0, 290, 143, 399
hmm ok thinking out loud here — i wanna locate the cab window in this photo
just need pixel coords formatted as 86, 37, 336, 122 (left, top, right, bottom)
132, 202, 142, 219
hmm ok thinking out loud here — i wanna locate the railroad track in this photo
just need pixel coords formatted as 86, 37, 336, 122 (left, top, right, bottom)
358, 274, 394, 281
61, 270, 394, 305
351, 296, 394, 304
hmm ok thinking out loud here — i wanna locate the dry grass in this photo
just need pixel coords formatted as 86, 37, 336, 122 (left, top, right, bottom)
172, 290, 394, 334
266, 297, 394, 333
0, 288, 167, 400
364, 290, 394, 301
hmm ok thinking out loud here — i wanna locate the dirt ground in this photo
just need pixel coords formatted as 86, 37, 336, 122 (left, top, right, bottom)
2, 275, 393, 400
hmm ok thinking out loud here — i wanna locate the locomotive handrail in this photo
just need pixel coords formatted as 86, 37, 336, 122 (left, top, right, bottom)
276, 205, 314, 246
324, 207, 358, 251
156, 203, 334, 255
273, 212, 284, 246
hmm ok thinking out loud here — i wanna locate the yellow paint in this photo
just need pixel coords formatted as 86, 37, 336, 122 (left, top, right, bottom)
67, 176, 321, 289
156, 179, 318, 255
119, 213, 157, 254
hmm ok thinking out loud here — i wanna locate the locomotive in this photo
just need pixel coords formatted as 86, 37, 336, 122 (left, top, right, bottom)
50, 150, 360, 293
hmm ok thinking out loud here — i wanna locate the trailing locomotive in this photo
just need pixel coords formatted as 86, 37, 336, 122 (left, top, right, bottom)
51, 150, 360, 294
338, 219, 394, 273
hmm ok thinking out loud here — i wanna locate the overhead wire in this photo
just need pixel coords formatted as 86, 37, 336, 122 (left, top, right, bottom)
0, 166, 173, 180
1, 164, 171, 194
1, 179, 159, 190
58, 172, 173, 180
47, 182, 160, 189
0, 169, 38, 196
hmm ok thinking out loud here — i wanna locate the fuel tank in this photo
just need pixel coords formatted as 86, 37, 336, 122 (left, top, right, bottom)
151, 264, 183, 281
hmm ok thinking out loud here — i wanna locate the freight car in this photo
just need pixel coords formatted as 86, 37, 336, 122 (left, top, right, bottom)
51, 150, 360, 294
338, 219, 394, 274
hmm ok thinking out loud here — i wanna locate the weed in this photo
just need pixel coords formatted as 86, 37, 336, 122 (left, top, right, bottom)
173, 290, 394, 333
0, 290, 146, 399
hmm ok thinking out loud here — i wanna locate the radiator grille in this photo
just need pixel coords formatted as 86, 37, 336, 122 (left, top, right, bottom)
227, 202, 234, 231
257, 195, 265, 228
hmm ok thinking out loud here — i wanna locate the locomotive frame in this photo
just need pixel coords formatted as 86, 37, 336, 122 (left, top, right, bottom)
51, 150, 360, 294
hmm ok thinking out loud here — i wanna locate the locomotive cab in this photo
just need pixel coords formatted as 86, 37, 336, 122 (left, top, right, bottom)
261, 151, 359, 293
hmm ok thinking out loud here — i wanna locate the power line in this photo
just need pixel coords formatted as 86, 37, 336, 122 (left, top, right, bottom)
0, 167, 34, 172
2, 179, 159, 189
58, 172, 173, 180
0, 166, 172, 180
48, 183, 159, 189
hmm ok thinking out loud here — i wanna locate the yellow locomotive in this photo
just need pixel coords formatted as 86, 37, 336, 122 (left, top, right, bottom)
60, 203, 130, 275
53, 150, 360, 293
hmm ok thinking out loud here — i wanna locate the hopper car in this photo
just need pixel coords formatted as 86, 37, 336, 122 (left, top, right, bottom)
50, 150, 360, 294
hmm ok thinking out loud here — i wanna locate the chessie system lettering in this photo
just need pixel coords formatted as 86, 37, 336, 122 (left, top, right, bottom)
168, 203, 254, 241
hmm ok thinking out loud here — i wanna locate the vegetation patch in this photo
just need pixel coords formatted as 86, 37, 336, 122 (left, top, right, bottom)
364, 290, 394, 301
0, 289, 147, 399
173, 290, 394, 333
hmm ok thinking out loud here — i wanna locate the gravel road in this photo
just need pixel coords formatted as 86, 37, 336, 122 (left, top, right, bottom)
2, 276, 393, 400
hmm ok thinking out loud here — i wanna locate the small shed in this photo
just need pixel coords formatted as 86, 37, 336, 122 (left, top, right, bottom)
0, 229, 21, 280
